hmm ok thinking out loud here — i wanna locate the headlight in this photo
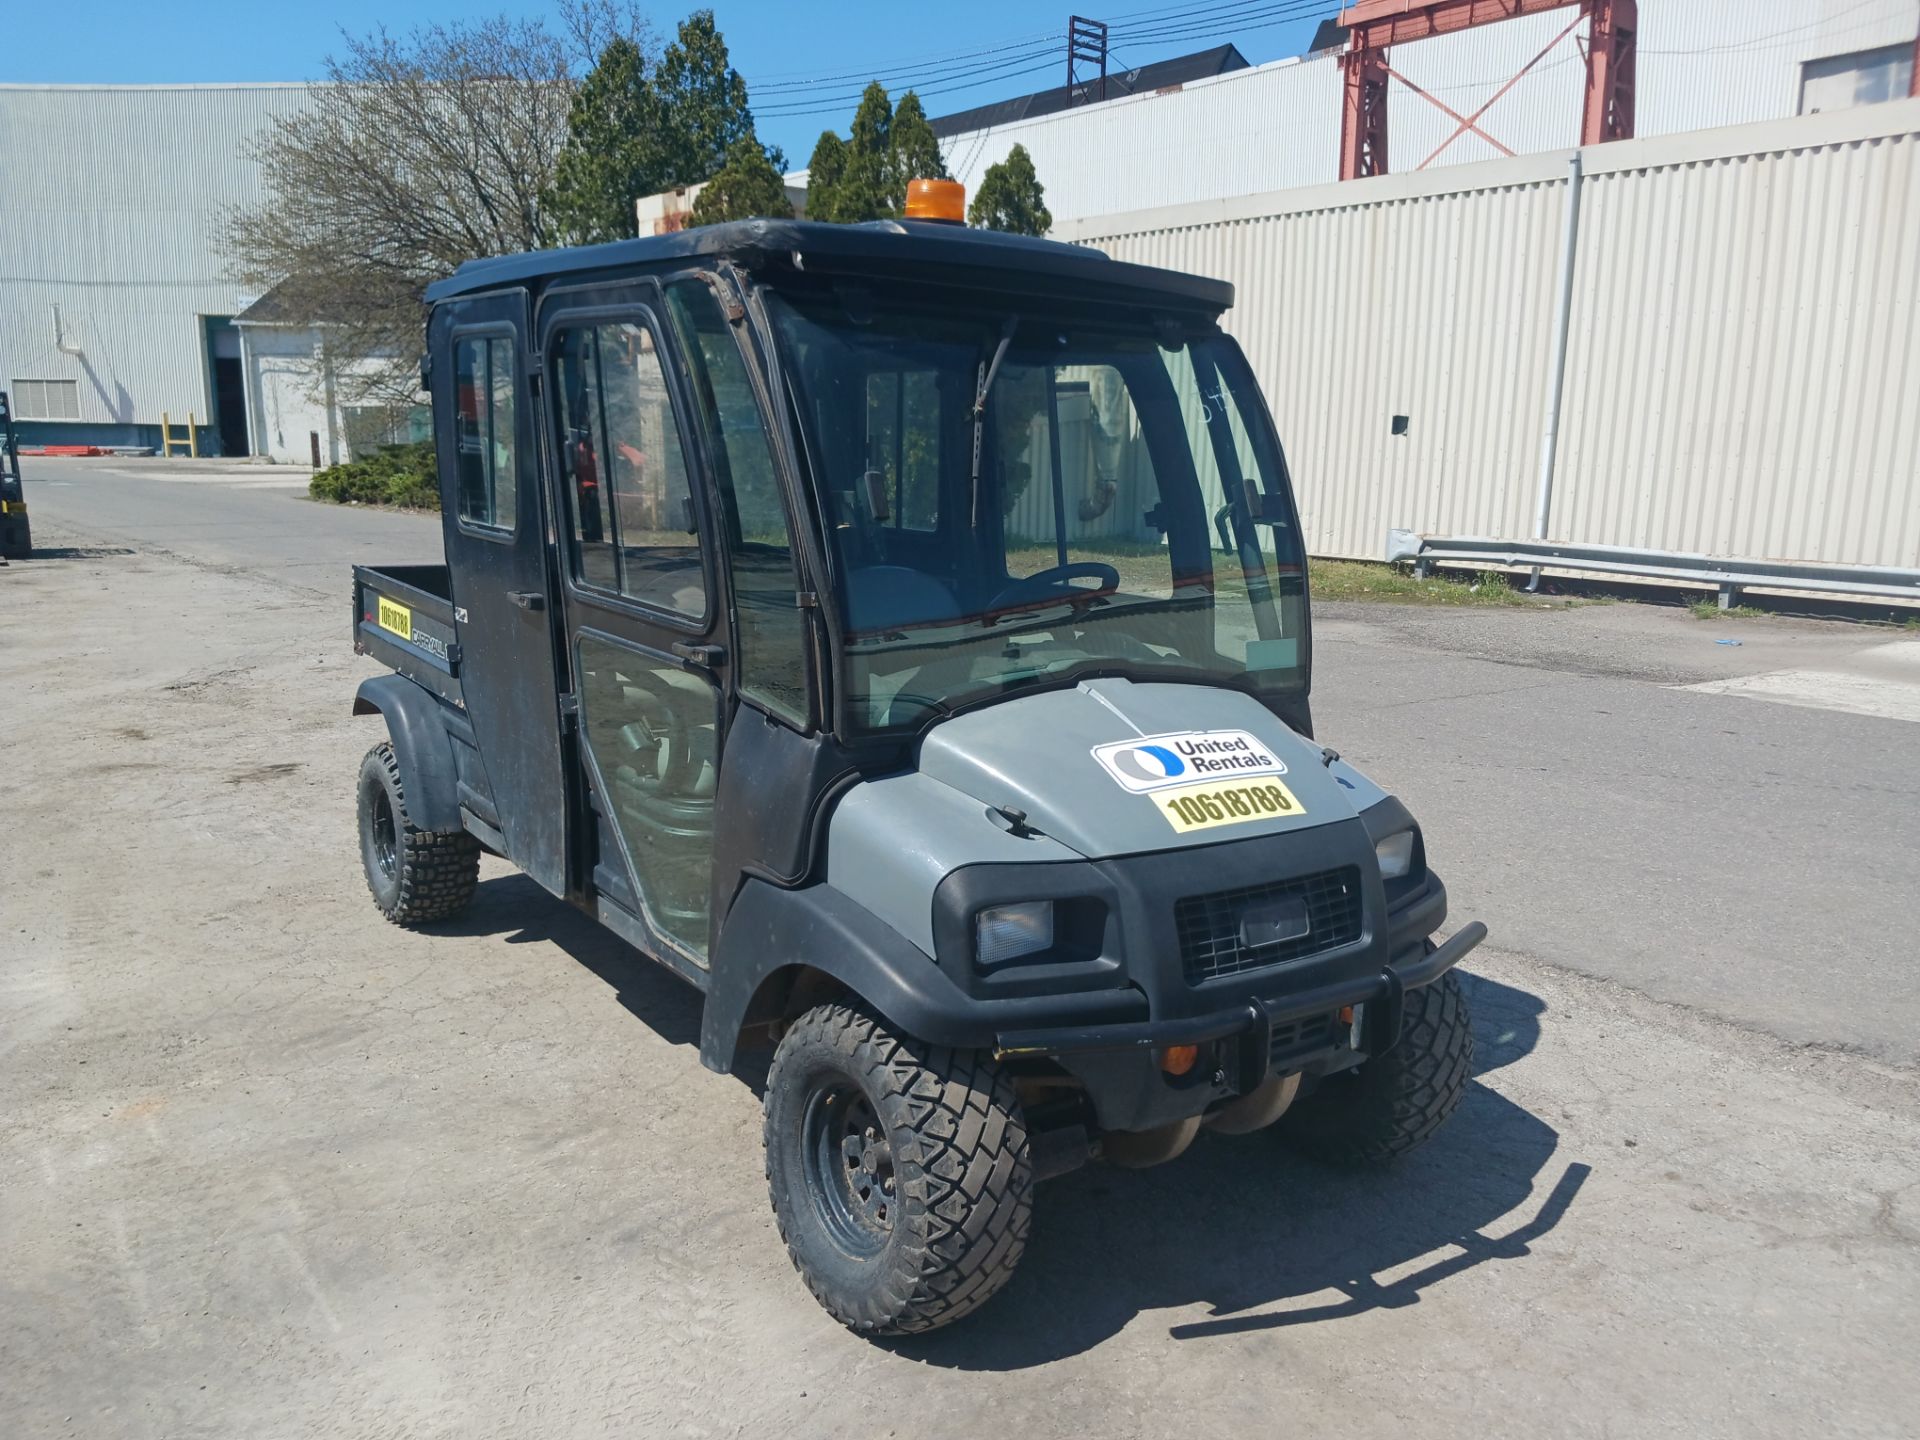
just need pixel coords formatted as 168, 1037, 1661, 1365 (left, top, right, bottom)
976, 901, 1055, 966
1374, 830, 1417, 880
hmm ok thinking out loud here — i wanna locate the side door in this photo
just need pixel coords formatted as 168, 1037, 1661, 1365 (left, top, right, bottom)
429, 290, 569, 895
539, 279, 730, 970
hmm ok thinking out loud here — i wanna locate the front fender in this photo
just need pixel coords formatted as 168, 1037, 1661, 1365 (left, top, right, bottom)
699, 877, 1144, 1073
352, 674, 463, 832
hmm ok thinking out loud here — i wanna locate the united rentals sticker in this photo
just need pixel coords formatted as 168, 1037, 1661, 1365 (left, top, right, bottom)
1090, 729, 1288, 794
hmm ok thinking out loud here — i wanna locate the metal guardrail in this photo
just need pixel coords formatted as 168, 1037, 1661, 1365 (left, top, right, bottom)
1384, 530, 1920, 607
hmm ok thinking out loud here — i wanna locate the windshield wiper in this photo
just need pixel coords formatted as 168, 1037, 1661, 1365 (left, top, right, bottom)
969, 315, 1019, 527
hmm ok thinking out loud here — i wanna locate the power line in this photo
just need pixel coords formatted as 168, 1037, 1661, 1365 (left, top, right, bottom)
754, 54, 1067, 118
751, 0, 1339, 123
750, 31, 1066, 93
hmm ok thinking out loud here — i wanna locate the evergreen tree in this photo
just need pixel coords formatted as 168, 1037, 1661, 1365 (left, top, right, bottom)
545, 35, 663, 245
805, 131, 848, 223
546, 10, 775, 245
969, 144, 1052, 236
834, 81, 894, 223
888, 90, 948, 212
691, 136, 795, 224
652, 11, 780, 184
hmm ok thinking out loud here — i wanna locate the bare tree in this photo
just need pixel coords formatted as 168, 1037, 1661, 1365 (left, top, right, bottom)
227, 6, 650, 403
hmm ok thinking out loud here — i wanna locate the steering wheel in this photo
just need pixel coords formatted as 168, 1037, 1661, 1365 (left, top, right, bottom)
987, 562, 1122, 613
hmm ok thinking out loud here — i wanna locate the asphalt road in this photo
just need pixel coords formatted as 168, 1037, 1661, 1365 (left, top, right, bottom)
6, 457, 1920, 1439
26, 456, 1920, 1061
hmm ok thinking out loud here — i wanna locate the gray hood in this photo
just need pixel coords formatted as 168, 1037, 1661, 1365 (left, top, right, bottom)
914, 678, 1387, 861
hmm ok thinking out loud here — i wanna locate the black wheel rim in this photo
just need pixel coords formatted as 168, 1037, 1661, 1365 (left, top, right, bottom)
801, 1076, 895, 1257
370, 787, 398, 880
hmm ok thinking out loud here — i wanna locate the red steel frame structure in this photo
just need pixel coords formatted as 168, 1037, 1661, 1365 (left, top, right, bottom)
1337, 0, 1639, 180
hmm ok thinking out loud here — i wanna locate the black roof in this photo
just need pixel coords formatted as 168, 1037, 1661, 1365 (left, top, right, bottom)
425, 217, 1233, 314
929, 44, 1250, 139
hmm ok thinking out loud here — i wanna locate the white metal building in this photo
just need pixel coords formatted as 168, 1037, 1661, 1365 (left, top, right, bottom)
4, 1, 1915, 465
1057, 97, 1920, 576
934, 0, 1919, 223
0, 83, 316, 454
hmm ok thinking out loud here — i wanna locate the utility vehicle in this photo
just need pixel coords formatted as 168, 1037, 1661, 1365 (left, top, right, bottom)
349, 202, 1484, 1336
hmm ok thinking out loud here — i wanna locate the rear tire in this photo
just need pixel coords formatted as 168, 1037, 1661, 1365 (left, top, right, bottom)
763, 1003, 1032, 1336
356, 741, 479, 925
1279, 970, 1473, 1165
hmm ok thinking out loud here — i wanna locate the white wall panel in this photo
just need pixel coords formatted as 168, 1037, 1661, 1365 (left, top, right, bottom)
0, 85, 316, 432
944, 57, 1344, 224
1556, 101, 1920, 568
1059, 99, 1920, 570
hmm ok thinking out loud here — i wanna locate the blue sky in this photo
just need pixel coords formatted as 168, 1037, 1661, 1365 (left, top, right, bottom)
0, 1, 1339, 159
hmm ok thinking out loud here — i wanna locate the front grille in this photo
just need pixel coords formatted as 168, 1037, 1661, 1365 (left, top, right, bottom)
1175, 865, 1364, 984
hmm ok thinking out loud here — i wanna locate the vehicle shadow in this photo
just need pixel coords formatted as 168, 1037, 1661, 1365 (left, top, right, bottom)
6, 545, 136, 562
436, 883, 1571, 1364
898, 971, 1579, 1370
440, 872, 705, 1050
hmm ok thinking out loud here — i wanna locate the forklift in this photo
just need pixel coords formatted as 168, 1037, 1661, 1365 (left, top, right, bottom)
0, 391, 29, 560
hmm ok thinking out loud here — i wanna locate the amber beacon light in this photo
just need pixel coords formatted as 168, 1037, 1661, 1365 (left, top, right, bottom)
905, 178, 966, 224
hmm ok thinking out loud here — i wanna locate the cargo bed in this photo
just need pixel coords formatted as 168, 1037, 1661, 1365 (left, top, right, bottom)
353, 564, 463, 708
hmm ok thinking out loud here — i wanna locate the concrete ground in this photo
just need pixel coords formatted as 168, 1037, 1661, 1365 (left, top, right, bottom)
5, 458, 1919, 1438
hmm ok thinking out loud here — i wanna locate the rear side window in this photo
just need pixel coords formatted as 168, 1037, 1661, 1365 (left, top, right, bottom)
551, 319, 707, 620
452, 335, 516, 532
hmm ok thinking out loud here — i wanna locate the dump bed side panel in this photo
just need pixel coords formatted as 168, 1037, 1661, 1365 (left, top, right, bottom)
352, 564, 463, 709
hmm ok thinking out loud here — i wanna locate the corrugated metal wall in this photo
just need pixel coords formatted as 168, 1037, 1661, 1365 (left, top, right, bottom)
1057, 99, 1920, 570
0, 85, 316, 431
1555, 106, 1920, 569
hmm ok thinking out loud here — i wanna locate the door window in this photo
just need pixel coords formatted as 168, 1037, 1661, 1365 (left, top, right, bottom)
551, 320, 707, 620
576, 633, 718, 959
452, 335, 516, 532
663, 279, 810, 725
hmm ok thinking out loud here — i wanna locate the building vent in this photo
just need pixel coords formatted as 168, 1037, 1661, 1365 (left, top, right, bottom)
12, 379, 81, 421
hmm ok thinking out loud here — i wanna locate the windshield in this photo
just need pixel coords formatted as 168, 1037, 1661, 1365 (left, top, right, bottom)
768, 286, 1308, 738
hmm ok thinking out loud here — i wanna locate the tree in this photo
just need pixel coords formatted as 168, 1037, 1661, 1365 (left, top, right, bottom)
970, 144, 1052, 236
691, 136, 795, 224
228, 14, 611, 403
833, 81, 894, 224
546, 10, 775, 245
888, 90, 948, 211
805, 131, 848, 222
652, 12, 782, 182
545, 34, 661, 245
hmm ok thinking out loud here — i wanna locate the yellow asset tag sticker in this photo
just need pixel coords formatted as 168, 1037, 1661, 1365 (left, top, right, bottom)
376, 595, 413, 640
1157, 776, 1307, 834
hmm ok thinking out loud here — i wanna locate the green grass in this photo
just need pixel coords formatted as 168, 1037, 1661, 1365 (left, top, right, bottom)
1688, 600, 1767, 620
308, 441, 439, 510
1308, 559, 1563, 607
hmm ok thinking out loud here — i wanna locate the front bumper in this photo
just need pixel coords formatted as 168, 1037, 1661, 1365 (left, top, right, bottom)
995, 920, 1486, 1134
996, 920, 1485, 1059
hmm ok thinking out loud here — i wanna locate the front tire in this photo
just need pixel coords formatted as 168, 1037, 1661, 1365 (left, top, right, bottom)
763, 1003, 1033, 1335
356, 741, 480, 925
1280, 969, 1473, 1164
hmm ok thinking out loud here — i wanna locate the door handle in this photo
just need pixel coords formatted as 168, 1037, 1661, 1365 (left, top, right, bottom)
671, 641, 726, 669
508, 591, 546, 612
